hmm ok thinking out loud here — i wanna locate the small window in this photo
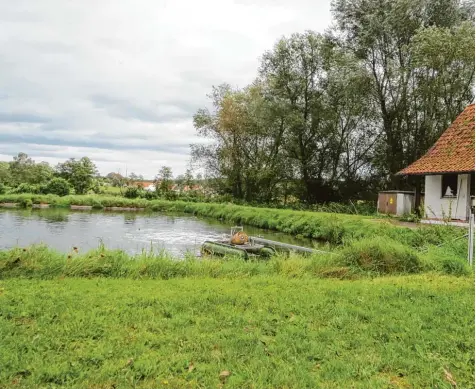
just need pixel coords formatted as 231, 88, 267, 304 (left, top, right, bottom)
470, 172, 475, 197
441, 174, 458, 198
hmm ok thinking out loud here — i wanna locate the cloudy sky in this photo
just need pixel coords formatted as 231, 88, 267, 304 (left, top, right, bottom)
0, 0, 332, 178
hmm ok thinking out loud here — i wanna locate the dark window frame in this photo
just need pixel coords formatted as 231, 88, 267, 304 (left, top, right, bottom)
441, 174, 458, 198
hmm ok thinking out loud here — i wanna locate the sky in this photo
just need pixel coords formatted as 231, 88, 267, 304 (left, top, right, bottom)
0, 0, 332, 179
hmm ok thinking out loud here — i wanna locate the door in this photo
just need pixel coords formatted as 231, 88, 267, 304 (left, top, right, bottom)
378, 193, 397, 214
386, 193, 397, 214
378, 193, 387, 213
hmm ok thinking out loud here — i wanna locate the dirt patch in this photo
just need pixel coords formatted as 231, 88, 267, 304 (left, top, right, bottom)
103, 207, 146, 211
70, 205, 93, 210
0, 203, 18, 208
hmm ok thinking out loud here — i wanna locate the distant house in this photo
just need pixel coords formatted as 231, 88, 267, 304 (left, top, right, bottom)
398, 104, 475, 222
134, 181, 156, 192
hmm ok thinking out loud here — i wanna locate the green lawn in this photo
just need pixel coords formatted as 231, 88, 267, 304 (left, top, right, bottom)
0, 275, 473, 389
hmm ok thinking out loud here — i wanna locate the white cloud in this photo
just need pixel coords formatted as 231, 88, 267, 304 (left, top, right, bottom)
0, 0, 332, 178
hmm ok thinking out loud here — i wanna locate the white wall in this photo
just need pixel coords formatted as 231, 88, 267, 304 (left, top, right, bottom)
424, 174, 469, 220
396, 193, 414, 216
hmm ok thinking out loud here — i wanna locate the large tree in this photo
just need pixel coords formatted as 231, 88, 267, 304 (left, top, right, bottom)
331, 0, 475, 189
192, 82, 288, 202
56, 157, 98, 194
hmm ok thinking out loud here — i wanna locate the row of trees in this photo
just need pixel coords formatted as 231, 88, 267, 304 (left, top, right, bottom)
0, 153, 98, 195
0, 153, 205, 199
107, 167, 203, 199
191, 0, 475, 204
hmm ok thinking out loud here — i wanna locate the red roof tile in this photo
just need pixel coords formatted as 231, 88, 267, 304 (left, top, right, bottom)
398, 104, 475, 175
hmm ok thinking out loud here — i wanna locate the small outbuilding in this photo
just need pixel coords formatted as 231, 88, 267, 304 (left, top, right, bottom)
397, 103, 475, 222
377, 190, 422, 216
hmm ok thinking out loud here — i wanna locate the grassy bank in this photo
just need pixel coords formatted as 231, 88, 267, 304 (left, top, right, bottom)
0, 194, 465, 247
0, 275, 473, 389
0, 240, 471, 280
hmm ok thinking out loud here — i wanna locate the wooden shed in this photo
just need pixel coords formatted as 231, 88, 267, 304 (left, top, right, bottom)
377, 191, 422, 216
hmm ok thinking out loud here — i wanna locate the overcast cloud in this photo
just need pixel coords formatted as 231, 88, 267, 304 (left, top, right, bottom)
0, 0, 332, 178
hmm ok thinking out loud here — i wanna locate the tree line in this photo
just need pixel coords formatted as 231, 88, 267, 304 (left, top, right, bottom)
0, 153, 99, 196
0, 153, 203, 199
191, 0, 475, 204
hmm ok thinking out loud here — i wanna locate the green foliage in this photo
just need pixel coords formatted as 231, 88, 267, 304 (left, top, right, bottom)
156, 166, 173, 195
18, 198, 33, 208
56, 157, 98, 194
45, 178, 71, 196
337, 238, 423, 274
0, 161, 11, 185
0, 183, 6, 195
144, 190, 158, 200
10, 183, 41, 194
124, 186, 141, 199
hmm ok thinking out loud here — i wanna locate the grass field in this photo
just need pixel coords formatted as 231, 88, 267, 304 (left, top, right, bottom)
0, 275, 473, 389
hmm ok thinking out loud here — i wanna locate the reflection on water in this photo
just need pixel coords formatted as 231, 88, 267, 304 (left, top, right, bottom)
0, 208, 322, 257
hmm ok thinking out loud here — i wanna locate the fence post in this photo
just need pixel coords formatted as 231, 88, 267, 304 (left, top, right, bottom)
468, 207, 474, 266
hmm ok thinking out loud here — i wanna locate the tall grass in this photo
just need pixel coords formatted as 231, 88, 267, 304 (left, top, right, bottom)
0, 240, 471, 280
0, 194, 465, 247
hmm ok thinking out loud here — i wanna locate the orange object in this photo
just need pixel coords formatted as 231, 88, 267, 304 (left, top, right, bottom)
231, 231, 249, 245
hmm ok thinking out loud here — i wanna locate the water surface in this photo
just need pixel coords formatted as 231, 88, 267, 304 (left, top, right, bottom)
0, 208, 322, 256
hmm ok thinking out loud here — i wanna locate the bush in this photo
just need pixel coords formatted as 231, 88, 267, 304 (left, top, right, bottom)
124, 186, 141, 199
144, 191, 157, 200
19, 198, 33, 208
0, 183, 6, 195
44, 178, 71, 197
338, 237, 422, 274
11, 183, 41, 194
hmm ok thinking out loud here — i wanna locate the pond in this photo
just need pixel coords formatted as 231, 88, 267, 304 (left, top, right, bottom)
0, 208, 322, 257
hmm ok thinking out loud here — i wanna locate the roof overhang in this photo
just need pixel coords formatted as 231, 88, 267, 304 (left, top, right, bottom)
397, 170, 475, 176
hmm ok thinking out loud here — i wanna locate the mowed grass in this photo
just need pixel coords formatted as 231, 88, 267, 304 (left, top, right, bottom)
0, 275, 473, 389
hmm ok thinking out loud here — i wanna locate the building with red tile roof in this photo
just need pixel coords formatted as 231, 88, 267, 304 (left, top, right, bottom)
398, 104, 475, 175
398, 104, 475, 221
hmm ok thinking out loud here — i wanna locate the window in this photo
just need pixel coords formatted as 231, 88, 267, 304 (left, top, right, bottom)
441, 174, 458, 198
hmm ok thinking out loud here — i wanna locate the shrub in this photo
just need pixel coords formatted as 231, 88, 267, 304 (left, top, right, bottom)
124, 186, 141, 199
45, 178, 71, 197
91, 199, 103, 209
11, 183, 41, 194
0, 183, 5, 195
144, 191, 157, 200
19, 198, 33, 208
338, 237, 422, 274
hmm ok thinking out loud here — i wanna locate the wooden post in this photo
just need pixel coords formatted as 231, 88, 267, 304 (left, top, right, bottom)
468, 207, 474, 266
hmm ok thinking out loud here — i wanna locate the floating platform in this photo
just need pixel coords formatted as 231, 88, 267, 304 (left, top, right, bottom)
201, 226, 327, 259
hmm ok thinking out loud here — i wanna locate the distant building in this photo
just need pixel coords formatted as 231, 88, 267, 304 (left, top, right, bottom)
398, 104, 475, 222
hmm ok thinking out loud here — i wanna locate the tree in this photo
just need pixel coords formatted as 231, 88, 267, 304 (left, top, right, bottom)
192, 82, 288, 202
30, 162, 54, 185
155, 166, 173, 195
106, 172, 125, 187
9, 152, 35, 186
0, 161, 11, 185
184, 169, 195, 190
56, 157, 98, 194
258, 32, 333, 202
331, 0, 474, 189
